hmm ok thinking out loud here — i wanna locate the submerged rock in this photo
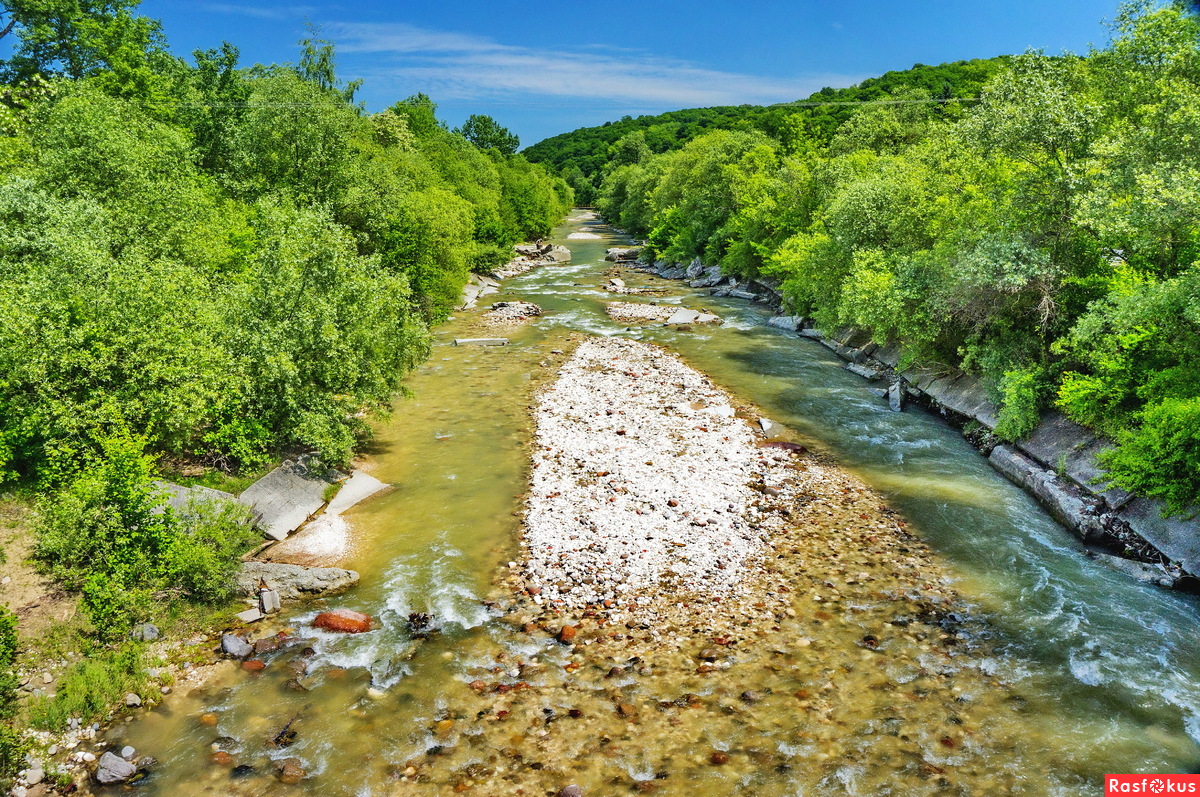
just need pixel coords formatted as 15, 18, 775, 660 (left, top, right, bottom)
313, 608, 373, 634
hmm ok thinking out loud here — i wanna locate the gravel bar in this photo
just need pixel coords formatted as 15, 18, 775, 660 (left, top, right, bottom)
522, 336, 790, 611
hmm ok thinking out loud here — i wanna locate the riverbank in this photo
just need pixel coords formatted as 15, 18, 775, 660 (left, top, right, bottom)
625, 253, 1199, 591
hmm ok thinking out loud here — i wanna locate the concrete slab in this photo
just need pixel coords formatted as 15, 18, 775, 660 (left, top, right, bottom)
238, 459, 331, 542
1116, 499, 1200, 576
845, 363, 883, 381
152, 481, 237, 516
326, 471, 389, 516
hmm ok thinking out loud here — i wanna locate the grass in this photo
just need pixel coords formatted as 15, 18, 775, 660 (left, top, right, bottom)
27, 646, 149, 731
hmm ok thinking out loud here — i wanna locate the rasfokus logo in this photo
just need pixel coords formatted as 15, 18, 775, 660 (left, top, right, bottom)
1107, 775, 1200, 794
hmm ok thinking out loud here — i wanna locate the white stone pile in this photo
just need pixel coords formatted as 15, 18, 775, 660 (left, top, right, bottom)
522, 336, 777, 609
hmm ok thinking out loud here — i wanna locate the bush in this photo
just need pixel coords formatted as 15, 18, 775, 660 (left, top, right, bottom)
994, 366, 1050, 441
163, 496, 258, 603
34, 435, 170, 589
37, 435, 262, 637
1100, 397, 1200, 517
80, 574, 152, 642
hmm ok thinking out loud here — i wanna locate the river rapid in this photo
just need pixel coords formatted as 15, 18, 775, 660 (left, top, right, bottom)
118, 212, 1200, 795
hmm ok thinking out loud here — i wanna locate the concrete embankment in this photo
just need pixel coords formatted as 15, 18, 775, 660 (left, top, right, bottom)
634, 254, 1199, 589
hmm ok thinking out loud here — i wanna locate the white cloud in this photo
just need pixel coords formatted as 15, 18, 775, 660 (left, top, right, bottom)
194, 3, 323, 21
330, 22, 860, 107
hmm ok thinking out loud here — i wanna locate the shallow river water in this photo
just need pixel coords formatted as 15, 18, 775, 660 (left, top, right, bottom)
120, 213, 1200, 795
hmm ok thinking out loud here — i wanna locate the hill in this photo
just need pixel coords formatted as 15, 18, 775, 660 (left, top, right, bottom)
523, 57, 1011, 179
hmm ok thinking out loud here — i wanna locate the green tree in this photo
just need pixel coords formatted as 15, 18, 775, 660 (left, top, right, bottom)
456, 113, 519, 154
296, 24, 361, 104
0, 0, 164, 86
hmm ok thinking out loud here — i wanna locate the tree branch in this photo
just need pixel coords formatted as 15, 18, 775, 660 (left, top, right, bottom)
0, 17, 15, 41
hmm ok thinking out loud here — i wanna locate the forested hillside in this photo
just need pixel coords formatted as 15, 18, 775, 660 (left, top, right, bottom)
524, 57, 1008, 202
591, 1, 1200, 516
0, 1, 568, 759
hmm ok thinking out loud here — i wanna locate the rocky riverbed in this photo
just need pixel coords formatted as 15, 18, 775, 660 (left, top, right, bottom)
363, 337, 1053, 795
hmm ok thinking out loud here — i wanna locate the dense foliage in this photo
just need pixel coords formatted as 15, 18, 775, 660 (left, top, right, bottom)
590, 1, 1200, 515
0, 5, 571, 484
0, 1, 570, 747
524, 58, 1008, 203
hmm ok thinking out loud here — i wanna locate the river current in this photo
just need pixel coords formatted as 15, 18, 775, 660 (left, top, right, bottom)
120, 212, 1200, 795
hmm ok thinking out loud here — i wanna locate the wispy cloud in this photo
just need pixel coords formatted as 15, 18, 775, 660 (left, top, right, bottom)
330, 22, 861, 107
194, 3, 324, 21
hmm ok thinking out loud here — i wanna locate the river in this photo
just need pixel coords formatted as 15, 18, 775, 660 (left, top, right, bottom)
119, 211, 1200, 795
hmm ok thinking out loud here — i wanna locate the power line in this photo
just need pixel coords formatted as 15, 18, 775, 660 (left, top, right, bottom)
104, 97, 981, 111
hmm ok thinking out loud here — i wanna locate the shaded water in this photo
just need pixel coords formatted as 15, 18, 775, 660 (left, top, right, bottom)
121, 213, 1200, 794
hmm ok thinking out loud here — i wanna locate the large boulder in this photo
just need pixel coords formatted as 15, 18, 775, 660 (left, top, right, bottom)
95, 752, 136, 784
604, 247, 643, 262
236, 562, 359, 601
543, 244, 572, 263
221, 634, 253, 659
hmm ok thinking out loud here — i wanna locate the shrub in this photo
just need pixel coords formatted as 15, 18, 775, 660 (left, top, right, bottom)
995, 366, 1050, 441
0, 607, 22, 787
162, 496, 258, 603
1100, 397, 1200, 517
80, 574, 152, 642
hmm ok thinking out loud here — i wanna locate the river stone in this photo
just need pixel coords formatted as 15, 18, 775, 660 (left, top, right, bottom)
124, 693, 141, 708
275, 757, 306, 785
766, 316, 803, 332
559, 786, 583, 797
95, 752, 136, 784
313, 608, 372, 634
605, 247, 643, 262
236, 562, 359, 601
221, 634, 253, 659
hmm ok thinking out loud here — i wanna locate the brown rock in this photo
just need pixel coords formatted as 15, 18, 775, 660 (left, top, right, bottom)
199, 713, 219, 726
275, 757, 305, 785
241, 660, 266, 672
435, 719, 455, 738
469, 680, 488, 692
558, 625, 578, 644
209, 751, 235, 767
253, 637, 280, 655
313, 609, 372, 634
617, 703, 637, 718
710, 751, 730, 765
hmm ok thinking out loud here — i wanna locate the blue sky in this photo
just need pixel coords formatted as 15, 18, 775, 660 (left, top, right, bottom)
143, 1, 1117, 145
